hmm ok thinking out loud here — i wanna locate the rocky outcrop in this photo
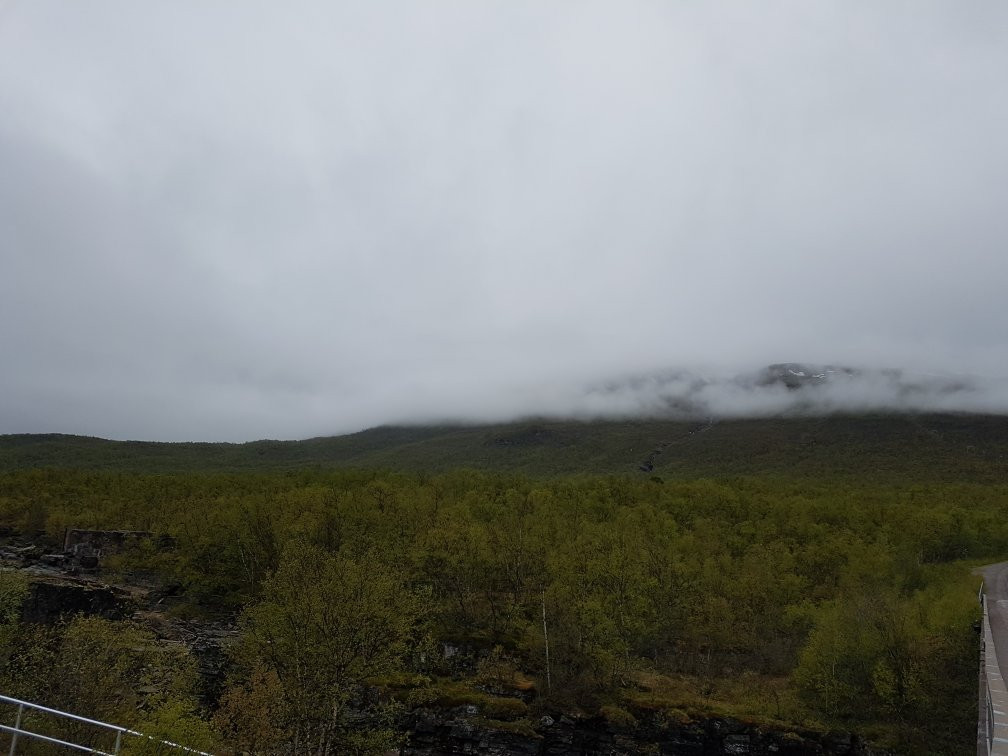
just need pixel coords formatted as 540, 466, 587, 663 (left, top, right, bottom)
403, 708, 881, 756
173, 619, 237, 708
20, 577, 132, 624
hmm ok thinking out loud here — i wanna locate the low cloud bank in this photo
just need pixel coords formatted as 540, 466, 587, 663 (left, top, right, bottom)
383, 363, 1008, 433
565, 364, 1008, 421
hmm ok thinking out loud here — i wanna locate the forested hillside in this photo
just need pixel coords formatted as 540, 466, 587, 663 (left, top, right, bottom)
3, 412, 1008, 480
0, 425, 1001, 753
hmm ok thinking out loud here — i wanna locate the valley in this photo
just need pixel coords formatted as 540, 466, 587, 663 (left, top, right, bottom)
0, 414, 1003, 753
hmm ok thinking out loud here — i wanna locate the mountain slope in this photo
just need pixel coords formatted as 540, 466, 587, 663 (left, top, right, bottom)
2, 413, 1008, 480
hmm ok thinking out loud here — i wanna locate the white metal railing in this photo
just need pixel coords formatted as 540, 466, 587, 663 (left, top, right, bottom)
979, 581, 1008, 756
983, 584, 992, 754
0, 693, 213, 755
990, 679, 997, 755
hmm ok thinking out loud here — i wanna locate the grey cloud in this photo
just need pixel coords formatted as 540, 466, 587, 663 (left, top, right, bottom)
1, 1, 1006, 440
572, 366, 1008, 422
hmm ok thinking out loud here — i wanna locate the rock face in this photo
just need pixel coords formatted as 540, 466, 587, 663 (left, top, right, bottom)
403, 708, 881, 756
172, 619, 237, 709
21, 577, 132, 624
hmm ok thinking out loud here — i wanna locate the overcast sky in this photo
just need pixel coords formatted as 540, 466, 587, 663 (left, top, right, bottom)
1, 1, 1007, 441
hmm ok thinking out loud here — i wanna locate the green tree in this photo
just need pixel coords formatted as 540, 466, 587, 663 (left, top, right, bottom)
2, 616, 205, 752
0, 569, 28, 667
230, 540, 424, 754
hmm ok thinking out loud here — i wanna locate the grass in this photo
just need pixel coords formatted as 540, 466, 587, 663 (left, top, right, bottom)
621, 669, 807, 729
381, 676, 530, 721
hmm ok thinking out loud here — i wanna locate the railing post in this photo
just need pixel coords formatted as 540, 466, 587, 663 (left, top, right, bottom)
113, 729, 123, 754
989, 684, 995, 754
8, 703, 23, 756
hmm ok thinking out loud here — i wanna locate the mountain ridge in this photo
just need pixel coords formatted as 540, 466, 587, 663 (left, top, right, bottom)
3, 412, 1008, 481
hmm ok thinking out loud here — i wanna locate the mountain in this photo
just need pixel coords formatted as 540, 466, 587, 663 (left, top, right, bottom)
2, 412, 1007, 481
581, 363, 993, 419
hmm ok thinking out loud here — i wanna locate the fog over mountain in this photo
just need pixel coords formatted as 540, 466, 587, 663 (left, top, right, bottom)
334, 361, 1008, 430
1, 2, 1006, 441
570, 364, 1008, 422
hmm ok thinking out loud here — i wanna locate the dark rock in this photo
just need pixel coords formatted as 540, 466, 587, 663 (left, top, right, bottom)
149, 582, 184, 605
822, 732, 854, 754
63, 529, 153, 554
724, 732, 751, 753
434, 641, 479, 676
401, 707, 884, 756
170, 619, 238, 709
21, 578, 131, 624
0, 545, 42, 565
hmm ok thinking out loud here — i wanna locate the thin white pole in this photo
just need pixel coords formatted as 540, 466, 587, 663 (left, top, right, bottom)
8, 703, 22, 756
541, 589, 551, 693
